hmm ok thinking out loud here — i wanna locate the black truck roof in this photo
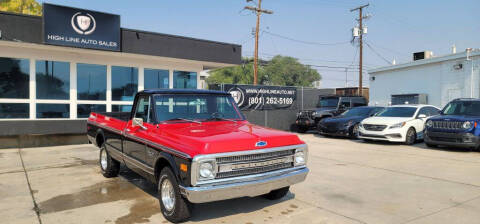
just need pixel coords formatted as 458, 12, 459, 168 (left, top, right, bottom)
140, 89, 229, 95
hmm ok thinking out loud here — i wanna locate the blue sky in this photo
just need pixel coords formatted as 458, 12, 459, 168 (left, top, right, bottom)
38, 0, 480, 88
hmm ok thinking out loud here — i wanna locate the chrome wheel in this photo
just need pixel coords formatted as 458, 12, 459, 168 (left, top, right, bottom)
100, 149, 108, 171
161, 178, 175, 212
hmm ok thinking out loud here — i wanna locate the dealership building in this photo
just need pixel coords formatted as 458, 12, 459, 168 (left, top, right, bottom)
0, 4, 241, 147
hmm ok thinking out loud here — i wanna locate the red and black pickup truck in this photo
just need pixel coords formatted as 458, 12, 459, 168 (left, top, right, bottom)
87, 89, 309, 223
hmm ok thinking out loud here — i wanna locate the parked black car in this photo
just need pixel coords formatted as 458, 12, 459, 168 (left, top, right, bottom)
295, 95, 368, 133
318, 106, 385, 138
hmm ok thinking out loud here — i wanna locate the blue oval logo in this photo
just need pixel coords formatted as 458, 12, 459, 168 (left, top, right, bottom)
255, 141, 267, 147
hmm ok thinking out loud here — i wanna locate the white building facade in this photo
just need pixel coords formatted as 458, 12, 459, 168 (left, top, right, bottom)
368, 50, 480, 108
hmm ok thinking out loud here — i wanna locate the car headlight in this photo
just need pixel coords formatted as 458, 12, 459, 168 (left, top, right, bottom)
462, 121, 473, 129
198, 161, 215, 180
359, 123, 364, 129
294, 147, 308, 166
426, 120, 433, 128
389, 122, 406, 129
311, 111, 317, 116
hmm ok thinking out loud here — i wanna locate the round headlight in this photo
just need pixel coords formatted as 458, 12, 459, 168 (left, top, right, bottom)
426, 120, 433, 128
199, 162, 214, 178
462, 121, 472, 129
295, 151, 305, 165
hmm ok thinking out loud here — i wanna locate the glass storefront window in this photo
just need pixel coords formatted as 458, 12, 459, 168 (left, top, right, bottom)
36, 60, 70, 100
77, 63, 107, 100
173, 71, 197, 89
0, 103, 29, 118
77, 104, 106, 118
37, 104, 70, 118
144, 68, 169, 89
112, 105, 132, 112
112, 66, 138, 101
0, 57, 29, 99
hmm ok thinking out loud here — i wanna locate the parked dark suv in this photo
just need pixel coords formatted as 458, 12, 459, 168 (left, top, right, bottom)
295, 96, 368, 133
425, 98, 480, 150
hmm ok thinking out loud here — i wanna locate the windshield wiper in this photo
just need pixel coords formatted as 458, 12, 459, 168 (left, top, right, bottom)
205, 117, 238, 123
162, 118, 202, 124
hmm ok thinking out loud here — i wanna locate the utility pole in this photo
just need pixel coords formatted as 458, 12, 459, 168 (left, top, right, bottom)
351, 4, 369, 96
245, 0, 273, 85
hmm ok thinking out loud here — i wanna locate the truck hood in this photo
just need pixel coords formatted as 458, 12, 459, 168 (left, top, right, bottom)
429, 115, 480, 122
155, 121, 304, 158
361, 117, 413, 126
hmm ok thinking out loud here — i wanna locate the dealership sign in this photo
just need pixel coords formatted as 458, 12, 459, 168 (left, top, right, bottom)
224, 84, 297, 110
43, 4, 120, 51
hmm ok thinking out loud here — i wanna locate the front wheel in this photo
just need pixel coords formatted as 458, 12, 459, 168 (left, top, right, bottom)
158, 167, 192, 223
99, 144, 120, 178
405, 128, 417, 145
262, 186, 290, 200
350, 123, 360, 139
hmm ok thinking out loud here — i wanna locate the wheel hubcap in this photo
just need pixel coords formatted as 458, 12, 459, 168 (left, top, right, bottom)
161, 178, 175, 211
100, 149, 108, 170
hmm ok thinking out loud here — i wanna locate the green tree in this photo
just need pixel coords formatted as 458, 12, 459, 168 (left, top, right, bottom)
0, 0, 42, 16
207, 55, 321, 87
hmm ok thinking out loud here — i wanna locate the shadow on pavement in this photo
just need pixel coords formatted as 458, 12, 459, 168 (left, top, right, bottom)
118, 166, 293, 221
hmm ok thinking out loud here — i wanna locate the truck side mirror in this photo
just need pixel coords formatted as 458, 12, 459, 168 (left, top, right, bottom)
133, 117, 147, 130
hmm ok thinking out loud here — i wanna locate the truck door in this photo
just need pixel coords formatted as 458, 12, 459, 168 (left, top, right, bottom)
124, 95, 153, 164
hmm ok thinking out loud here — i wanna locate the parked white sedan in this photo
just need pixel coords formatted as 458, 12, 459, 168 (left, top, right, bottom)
358, 105, 441, 145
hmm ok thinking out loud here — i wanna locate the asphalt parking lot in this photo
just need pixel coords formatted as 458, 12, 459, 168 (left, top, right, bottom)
2, 134, 480, 224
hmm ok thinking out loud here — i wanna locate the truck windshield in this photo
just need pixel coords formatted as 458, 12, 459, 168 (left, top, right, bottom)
317, 98, 338, 107
442, 101, 480, 116
376, 107, 417, 117
153, 94, 243, 122
341, 107, 373, 117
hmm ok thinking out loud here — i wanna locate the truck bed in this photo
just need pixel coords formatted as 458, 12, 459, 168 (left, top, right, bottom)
95, 112, 131, 122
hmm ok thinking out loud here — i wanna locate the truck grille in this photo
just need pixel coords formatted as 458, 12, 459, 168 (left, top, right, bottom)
215, 149, 296, 179
363, 124, 387, 131
432, 121, 463, 130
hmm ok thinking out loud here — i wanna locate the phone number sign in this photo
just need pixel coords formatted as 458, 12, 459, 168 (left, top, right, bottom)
224, 84, 297, 110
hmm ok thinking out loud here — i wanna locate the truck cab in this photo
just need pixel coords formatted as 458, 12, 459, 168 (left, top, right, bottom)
295, 95, 368, 133
87, 89, 309, 222
425, 98, 480, 150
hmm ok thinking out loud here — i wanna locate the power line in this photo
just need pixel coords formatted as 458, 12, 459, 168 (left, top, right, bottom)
261, 30, 350, 46
365, 42, 392, 64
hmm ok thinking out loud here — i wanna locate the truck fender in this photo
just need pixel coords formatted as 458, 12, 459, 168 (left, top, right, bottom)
153, 151, 182, 184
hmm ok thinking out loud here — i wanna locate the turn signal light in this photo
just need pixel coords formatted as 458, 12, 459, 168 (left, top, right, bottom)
180, 163, 188, 172
475, 122, 478, 128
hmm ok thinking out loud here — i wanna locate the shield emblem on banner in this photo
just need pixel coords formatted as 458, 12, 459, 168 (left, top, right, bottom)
76, 15, 91, 31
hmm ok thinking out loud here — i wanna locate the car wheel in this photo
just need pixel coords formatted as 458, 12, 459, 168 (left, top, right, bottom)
350, 123, 360, 139
262, 186, 290, 200
297, 126, 308, 133
99, 144, 120, 178
405, 128, 417, 145
158, 167, 192, 223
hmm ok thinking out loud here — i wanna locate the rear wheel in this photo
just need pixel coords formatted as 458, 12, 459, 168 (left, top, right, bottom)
262, 186, 290, 200
99, 144, 120, 178
405, 128, 417, 145
158, 167, 192, 223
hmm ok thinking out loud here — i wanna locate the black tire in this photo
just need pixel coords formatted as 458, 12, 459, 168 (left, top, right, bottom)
99, 144, 120, 178
350, 123, 360, 139
262, 186, 290, 200
405, 128, 417, 145
158, 167, 192, 223
425, 143, 437, 148
297, 126, 308, 133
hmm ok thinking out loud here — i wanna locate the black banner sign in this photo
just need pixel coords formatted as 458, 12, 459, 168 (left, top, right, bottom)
224, 84, 297, 110
43, 3, 120, 51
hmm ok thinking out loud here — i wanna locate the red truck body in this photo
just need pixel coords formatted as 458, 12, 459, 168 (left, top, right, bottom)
89, 113, 304, 158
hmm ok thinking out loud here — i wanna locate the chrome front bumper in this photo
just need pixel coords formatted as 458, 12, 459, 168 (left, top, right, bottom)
179, 167, 309, 203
